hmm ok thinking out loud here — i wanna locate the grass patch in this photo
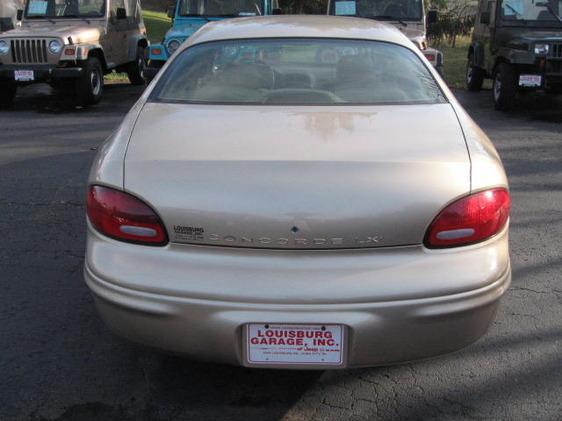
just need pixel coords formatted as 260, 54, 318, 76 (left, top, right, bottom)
144, 10, 172, 43
435, 36, 470, 89
104, 72, 128, 82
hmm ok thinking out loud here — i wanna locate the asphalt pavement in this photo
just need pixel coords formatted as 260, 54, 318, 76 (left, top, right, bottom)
0, 83, 561, 421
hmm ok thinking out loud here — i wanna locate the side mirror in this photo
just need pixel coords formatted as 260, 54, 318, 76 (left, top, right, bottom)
16, 9, 23, 21
427, 10, 437, 25
116, 7, 127, 20
167, 6, 175, 19
272, 8, 283, 15
480, 11, 490, 24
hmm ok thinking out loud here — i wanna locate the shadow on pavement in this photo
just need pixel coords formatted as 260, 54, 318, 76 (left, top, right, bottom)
2, 82, 144, 115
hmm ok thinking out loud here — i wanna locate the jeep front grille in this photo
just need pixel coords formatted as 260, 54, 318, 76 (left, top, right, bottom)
10, 39, 49, 64
546, 60, 562, 74
550, 43, 562, 59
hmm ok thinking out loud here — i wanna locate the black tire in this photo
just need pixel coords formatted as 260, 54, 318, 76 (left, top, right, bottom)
145, 60, 165, 83
493, 63, 517, 111
466, 53, 484, 92
127, 46, 147, 86
0, 82, 16, 107
76, 57, 104, 106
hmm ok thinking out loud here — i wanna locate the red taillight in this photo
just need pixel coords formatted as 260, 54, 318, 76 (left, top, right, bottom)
424, 53, 436, 62
424, 188, 510, 249
86, 185, 168, 246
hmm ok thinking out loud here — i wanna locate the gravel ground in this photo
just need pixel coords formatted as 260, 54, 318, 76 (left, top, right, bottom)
0, 84, 560, 421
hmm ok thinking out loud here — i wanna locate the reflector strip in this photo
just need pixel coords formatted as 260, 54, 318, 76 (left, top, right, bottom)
120, 225, 158, 237
436, 228, 475, 240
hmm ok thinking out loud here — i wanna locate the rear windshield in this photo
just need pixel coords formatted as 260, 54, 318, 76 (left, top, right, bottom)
151, 38, 445, 105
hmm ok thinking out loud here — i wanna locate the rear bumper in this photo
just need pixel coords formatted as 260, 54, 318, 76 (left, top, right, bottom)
86, 264, 509, 369
0, 64, 83, 83
84, 226, 511, 369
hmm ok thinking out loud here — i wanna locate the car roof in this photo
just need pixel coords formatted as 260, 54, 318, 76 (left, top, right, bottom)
183, 15, 413, 49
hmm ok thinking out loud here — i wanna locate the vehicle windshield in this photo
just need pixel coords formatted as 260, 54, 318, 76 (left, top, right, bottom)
152, 38, 444, 105
329, 0, 423, 21
500, 0, 562, 25
24, 0, 105, 18
178, 0, 265, 17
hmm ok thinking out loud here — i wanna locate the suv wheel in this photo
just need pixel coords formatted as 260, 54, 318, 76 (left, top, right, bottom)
493, 63, 517, 110
466, 54, 484, 91
0, 82, 16, 107
76, 57, 104, 106
127, 46, 147, 86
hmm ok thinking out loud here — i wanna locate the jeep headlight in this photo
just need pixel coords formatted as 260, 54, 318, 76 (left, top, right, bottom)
0, 40, 9, 55
166, 39, 181, 55
48, 40, 63, 55
534, 43, 549, 55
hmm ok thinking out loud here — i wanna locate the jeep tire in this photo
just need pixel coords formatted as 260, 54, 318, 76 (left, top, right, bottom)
466, 53, 484, 91
493, 63, 517, 110
0, 82, 16, 107
127, 46, 147, 86
76, 57, 103, 106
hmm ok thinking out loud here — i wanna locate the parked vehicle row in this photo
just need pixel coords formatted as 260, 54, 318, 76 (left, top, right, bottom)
2, 0, 561, 109
0, 0, 148, 106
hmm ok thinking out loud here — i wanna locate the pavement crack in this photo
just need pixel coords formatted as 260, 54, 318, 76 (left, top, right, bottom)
510, 286, 551, 294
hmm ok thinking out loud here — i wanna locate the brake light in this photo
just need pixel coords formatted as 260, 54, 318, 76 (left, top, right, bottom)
424, 188, 510, 248
86, 185, 168, 245
424, 53, 436, 62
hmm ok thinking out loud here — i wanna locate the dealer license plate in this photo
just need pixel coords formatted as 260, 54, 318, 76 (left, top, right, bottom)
246, 323, 345, 366
519, 74, 542, 87
14, 70, 34, 82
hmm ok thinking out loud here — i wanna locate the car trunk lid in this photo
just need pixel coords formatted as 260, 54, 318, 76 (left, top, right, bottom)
124, 102, 470, 249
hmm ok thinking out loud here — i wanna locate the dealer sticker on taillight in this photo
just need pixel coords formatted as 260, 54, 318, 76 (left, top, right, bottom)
246, 323, 345, 366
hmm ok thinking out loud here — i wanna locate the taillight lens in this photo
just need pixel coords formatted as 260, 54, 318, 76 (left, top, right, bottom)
86, 185, 168, 245
424, 188, 510, 249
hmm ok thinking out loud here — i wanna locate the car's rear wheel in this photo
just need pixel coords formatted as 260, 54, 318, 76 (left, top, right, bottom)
0, 82, 16, 107
127, 46, 147, 86
466, 53, 484, 91
493, 63, 517, 111
76, 57, 104, 106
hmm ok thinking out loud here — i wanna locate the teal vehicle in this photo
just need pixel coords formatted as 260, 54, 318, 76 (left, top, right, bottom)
146, 0, 279, 80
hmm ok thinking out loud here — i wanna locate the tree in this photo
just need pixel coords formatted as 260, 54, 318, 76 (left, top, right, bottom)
427, 0, 476, 47
278, 0, 327, 14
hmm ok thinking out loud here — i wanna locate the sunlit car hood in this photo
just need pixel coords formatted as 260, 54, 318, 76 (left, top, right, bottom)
1, 21, 103, 42
124, 102, 470, 249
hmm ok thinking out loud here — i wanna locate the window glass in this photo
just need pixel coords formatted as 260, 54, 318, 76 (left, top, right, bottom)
330, 0, 423, 21
111, 0, 125, 15
25, 0, 105, 18
179, 0, 265, 16
152, 38, 445, 105
500, 0, 562, 23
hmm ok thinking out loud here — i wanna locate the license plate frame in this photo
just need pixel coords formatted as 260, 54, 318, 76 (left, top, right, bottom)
245, 323, 346, 367
14, 70, 35, 82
